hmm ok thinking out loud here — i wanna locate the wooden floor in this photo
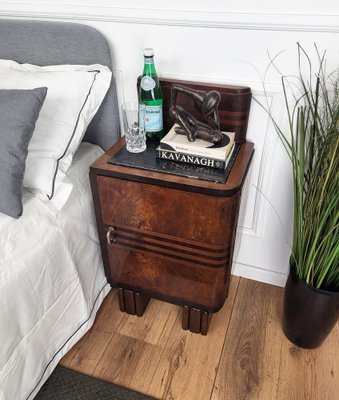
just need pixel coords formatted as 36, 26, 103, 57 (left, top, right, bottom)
60, 276, 338, 400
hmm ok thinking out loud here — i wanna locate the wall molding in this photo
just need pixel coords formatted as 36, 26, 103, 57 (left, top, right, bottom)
0, 3, 338, 33
233, 262, 287, 287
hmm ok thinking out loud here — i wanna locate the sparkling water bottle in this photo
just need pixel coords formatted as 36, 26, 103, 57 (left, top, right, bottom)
138, 48, 163, 142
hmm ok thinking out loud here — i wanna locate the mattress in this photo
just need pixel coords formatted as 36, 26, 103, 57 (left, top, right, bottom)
0, 143, 110, 400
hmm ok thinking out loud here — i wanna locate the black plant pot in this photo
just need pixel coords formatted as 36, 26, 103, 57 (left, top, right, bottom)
282, 265, 339, 349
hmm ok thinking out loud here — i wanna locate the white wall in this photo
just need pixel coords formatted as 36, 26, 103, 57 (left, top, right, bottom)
1, 1, 338, 286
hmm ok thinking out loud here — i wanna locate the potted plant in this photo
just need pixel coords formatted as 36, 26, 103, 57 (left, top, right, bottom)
261, 44, 339, 348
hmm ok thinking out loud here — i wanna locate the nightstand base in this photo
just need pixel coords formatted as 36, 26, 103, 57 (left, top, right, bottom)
118, 288, 150, 317
182, 306, 212, 335
118, 287, 214, 334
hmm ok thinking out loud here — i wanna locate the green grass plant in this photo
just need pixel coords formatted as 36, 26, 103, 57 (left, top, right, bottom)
260, 44, 339, 290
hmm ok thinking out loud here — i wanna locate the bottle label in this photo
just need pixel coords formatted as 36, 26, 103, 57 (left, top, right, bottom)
141, 76, 156, 91
144, 56, 154, 65
144, 105, 163, 132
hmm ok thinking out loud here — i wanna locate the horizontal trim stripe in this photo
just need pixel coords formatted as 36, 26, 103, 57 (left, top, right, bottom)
0, 4, 338, 33
219, 110, 250, 117
112, 237, 227, 266
222, 119, 249, 126
106, 224, 226, 252
110, 241, 228, 268
113, 233, 228, 260
105, 225, 229, 268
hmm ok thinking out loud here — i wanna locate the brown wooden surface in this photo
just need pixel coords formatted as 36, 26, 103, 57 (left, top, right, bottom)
89, 171, 111, 281
211, 279, 339, 400
60, 277, 339, 400
89, 136, 254, 330
60, 290, 125, 372
107, 247, 229, 311
159, 77, 252, 143
95, 174, 238, 310
97, 176, 240, 247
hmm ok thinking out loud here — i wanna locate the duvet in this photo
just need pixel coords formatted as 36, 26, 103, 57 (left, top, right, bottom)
0, 143, 110, 400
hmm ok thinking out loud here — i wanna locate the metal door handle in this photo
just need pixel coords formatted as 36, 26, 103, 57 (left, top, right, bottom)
106, 226, 116, 244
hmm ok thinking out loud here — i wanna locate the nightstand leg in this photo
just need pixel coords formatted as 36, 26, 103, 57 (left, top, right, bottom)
182, 306, 212, 335
118, 288, 150, 317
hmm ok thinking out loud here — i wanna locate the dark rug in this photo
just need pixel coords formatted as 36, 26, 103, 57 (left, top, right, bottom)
35, 366, 156, 400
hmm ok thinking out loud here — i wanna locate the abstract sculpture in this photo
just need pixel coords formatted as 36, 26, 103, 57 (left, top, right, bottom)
169, 84, 223, 143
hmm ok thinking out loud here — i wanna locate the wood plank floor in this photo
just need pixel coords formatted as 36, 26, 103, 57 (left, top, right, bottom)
60, 276, 339, 400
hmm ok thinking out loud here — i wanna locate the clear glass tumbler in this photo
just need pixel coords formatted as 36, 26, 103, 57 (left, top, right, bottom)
121, 102, 146, 153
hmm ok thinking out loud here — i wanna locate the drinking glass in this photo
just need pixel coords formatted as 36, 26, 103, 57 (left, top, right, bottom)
121, 102, 146, 153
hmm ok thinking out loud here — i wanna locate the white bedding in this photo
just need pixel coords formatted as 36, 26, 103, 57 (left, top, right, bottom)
0, 143, 110, 400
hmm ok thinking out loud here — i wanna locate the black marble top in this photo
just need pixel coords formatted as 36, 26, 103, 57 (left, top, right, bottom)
107, 143, 240, 184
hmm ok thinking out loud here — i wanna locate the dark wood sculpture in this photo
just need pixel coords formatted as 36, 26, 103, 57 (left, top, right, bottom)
160, 78, 252, 144
169, 84, 223, 143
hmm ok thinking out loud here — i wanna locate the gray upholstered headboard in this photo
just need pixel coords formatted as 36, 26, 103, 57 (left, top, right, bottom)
0, 19, 120, 150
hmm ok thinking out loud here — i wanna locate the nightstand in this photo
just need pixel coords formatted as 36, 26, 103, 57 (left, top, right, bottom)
90, 137, 254, 335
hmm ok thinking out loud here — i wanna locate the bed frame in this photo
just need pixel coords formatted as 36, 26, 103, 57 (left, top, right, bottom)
0, 18, 120, 400
0, 18, 120, 150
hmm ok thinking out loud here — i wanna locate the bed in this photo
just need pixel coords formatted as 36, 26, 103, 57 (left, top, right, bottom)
0, 19, 120, 400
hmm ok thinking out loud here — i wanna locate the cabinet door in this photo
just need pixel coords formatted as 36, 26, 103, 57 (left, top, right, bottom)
106, 246, 230, 311
96, 176, 242, 309
97, 176, 240, 248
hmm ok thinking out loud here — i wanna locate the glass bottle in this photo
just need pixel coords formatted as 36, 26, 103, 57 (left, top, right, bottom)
138, 48, 164, 142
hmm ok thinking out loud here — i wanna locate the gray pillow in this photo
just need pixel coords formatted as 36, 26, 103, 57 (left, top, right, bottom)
0, 88, 47, 218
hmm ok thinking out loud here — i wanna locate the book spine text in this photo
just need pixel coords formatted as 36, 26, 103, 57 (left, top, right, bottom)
156, 149, 226, 169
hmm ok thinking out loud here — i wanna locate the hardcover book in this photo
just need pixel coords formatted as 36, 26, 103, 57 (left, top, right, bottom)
107, 142, 241, 184
156, 143, 235, 170
160, 124, 235, 160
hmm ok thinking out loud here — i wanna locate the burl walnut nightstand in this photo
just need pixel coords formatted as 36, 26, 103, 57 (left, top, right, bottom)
90, 139, 253, 335
90, 79, 254, 335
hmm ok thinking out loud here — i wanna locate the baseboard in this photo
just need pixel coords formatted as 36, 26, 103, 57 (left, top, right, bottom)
232, 262, 287, 287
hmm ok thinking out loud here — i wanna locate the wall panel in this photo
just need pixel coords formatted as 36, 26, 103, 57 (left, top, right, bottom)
1, 1, 338, 286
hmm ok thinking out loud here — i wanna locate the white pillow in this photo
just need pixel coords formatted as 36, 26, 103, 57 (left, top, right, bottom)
0, 60, 112, 209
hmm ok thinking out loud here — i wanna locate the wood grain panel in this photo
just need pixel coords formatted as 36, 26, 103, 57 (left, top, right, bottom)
95, 172, 242, 314
107, 248, 230, 311
98, 176, 241, 247
105, 223, 229, 254
108, 235, 227, 267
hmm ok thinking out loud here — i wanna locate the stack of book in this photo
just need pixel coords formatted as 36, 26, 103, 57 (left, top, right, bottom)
156, 124, 236, 169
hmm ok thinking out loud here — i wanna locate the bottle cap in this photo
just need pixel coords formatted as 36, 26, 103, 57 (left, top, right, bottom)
143, 48, 154, 57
